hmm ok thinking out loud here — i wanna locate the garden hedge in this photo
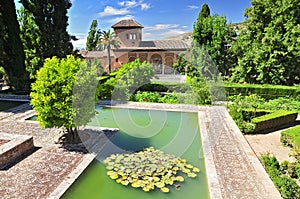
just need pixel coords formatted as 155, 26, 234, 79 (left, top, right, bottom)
223, 83, 300, 99
281, 125, 300, 150
252, 111, 298, 132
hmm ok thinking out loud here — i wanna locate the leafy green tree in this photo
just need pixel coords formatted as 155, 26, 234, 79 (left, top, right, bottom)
0, 0, 26, 90
20, 0, 73, 59
199, 3, 210, 18
30, 55, 98, 143
18, 6, 43, 79
231, 0, 300, 85
99, 29, 120, 73
97, 59, 154, 100
86, 20, 100, 51
192, 3, 235, 76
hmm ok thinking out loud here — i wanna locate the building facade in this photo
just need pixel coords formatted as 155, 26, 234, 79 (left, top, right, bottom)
81, 19, 190, 74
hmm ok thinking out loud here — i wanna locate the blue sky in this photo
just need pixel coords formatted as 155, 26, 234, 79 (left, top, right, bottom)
15, 0, 251, 49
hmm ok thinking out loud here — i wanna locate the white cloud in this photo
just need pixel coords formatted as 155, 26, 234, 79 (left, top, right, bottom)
187, 5, 199, 10
145, 24, 180, 31
141, 3, 151, 10
99, 6, 130, 17
143, 24, 189, 40
71, 33, 87, 49
106, 15, 135, 24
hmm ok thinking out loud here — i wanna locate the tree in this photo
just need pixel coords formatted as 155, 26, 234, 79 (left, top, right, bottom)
20, 0, 73, 59
18, 6, 43, 79
97, 59, 154, 100
30, 55, 98, 143
199, 3, 210, 20
231, 0, 300, 85
192, 3, 235, 76
86, 20, 100, 51
99, 29, 120, 73
0, 0, 26, 90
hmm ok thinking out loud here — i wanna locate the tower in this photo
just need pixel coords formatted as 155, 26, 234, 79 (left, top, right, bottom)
112, 19, 143, 47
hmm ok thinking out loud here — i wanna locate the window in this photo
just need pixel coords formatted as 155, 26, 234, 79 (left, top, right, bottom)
129, 34, 133, 40
126, 34, 129, 39
133, 33, 137, 40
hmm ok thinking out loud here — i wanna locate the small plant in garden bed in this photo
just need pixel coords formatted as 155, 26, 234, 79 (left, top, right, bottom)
260, 153, 300, 199
103, 147, 200, 193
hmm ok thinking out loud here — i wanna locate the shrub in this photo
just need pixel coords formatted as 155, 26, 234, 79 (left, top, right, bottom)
260, 154, 300, 199
224, 83, 299, 99
281, 125, 300, 150
30, 55, 97, 143
131, 91, 161, 103
252, 111, 298, 132
97, 59, 154, 100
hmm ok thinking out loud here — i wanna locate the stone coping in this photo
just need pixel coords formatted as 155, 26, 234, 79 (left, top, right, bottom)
0, 94, 30, 102
48, 153, 96, 199
0, 133, 34, 169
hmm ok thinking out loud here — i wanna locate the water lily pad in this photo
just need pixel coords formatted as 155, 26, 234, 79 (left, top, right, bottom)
103, 147, 200, 193
160, 187, 170, 193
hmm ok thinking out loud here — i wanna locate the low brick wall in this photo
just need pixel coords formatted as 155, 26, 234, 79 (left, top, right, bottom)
0, 133, 34, 169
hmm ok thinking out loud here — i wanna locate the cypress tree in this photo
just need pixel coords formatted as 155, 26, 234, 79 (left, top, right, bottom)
20, 0, 73, 59
0, 0, 26, 89
86, 20, 100, 51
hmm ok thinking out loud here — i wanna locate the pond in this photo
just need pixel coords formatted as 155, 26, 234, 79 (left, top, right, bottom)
61, 107, 210, 199
0, 100, 25, 111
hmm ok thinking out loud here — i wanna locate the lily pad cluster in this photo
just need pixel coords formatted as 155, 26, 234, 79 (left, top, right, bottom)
103, 147, 200, 193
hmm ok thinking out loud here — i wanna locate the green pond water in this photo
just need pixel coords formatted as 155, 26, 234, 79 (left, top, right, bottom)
62, 107, 210, 199
0, 100, 24, 111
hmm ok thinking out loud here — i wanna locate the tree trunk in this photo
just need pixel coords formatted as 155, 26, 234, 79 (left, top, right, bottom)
108, 44, 111, 73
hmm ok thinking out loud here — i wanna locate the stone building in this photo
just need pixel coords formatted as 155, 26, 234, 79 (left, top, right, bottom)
81, 19, 190, 74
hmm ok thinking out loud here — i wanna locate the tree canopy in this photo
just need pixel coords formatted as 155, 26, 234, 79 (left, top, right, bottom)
192, 3, 235, 76
30, 55, 98, 143
86, 20, 100, 51
0, 0, 26, 90
231, 0, 300, 85
20, 0, 73, 59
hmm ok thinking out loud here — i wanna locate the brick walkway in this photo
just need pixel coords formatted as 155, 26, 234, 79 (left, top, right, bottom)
202, 106, 281, 199
0, 103, 85, 199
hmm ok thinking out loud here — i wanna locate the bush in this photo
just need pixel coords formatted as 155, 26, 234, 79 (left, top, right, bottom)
260, 154, 300, 199
281, 125, 300, 150
252, 111, 298, 132
224, 83, 299, 99
97, 59, 154, 100
130, 91, 179, 104
131, 91, 161, 103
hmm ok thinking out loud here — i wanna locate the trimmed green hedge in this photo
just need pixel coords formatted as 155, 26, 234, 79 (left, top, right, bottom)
138, 83, 191, 93
281, 125, 300, 150
252, 111, 298, 132
215, 83, 300, 99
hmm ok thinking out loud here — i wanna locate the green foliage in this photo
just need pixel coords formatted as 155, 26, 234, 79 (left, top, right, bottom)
31, 55, 97, 142
224, 82, 299, 99
18, 6, 43, 79
99, 29, 120, 73
192, 3, 236, 76
0, 66, 8, 82
260, 154, 300, 199
0, 0, 27, 90
131, 91, 161, 103
231, 0, 300, 85
187, 76, 211, 105
21, 0, 73, 59
97, 59, 154, 101
131, 91, 179, 104
281, 125, 300, 150
86, 20, 100, 51
104, 147, 200, 193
